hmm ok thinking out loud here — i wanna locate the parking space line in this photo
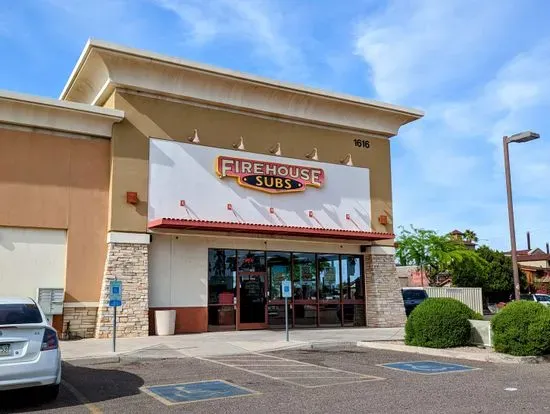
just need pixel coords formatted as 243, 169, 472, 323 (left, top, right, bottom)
195, 356, 311, 388
306, 378, 382, 388
198, 352, 384, 388
61, 380, 102, 414
228, 364, 309, 367
278, 376, 365, 379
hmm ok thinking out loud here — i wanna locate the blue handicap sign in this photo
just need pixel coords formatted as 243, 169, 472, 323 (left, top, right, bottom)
109, 280, 122, 307
281, 280, 292, 298
143, 380, 256, 405
381, 361, 477, 375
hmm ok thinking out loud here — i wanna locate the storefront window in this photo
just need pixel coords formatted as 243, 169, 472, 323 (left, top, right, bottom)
238, 250, 266, 273
342, 255, 363, 299
208, 249, 236, 305
318, 254, 340, 300
207, 249, 366, 330
208, 249, 236, 330
292, 253, 317, 300
267, 252, 291, 300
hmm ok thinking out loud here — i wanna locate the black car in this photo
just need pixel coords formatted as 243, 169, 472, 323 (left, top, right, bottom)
402, 288, 428, 316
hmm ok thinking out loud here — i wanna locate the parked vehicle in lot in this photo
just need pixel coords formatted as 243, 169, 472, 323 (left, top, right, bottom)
520, 293, 550, 306
0, 297, 61, 400
402, 288, 429, 316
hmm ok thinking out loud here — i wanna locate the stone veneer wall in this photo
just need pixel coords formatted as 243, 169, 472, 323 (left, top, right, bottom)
95, 239, 149, 338
62, 306, 98, 339
364, 247, 406, 327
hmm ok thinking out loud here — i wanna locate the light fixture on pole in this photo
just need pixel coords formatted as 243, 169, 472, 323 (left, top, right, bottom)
503, 131, 540, 301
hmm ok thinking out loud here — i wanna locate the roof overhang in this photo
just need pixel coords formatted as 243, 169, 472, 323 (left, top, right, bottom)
0, 89, 124, 138
60, 39, 423, 136
148, 218, 394, 242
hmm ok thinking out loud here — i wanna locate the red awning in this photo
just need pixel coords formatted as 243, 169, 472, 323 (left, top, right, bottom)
148, 218, 394, 241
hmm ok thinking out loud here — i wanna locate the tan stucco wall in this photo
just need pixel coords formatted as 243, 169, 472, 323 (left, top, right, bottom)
0, 128, 110, 302
108, 91, 395, 240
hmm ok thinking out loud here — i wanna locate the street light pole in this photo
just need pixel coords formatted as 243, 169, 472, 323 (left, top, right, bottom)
503, 136, 520, 301
502, 131, 540, 301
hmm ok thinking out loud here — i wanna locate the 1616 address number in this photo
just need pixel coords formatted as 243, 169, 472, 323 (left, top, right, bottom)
353, 139, 370, 149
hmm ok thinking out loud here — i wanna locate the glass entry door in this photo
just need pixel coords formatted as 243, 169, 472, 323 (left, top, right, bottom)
238, 273, 267, 329
237, 250, 267, 329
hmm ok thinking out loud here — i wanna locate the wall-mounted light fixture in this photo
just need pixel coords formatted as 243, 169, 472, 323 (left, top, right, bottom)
232, 136, 245, 150
269, 142, 282, 156
188, 129, 200, 144
126, 192, 139, 205
340, 154, 353, 166
378, 215, 388, 225
305, 147, 318, 160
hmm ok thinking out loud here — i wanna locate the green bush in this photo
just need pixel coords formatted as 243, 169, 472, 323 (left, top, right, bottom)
405, 298, 482, 348
491, 301, 550, 356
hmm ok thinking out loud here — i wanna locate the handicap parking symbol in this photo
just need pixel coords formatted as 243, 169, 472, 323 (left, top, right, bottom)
380, 361, 478, 375
142, 380, 258, 405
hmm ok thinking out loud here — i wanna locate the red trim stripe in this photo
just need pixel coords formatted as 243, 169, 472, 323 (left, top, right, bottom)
148, 218, 394, 241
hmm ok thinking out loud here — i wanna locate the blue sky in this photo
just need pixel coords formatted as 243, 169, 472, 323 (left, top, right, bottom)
1, 0, 549, 251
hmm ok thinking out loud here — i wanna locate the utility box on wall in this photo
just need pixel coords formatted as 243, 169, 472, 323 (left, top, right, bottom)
36, 288, 64, 324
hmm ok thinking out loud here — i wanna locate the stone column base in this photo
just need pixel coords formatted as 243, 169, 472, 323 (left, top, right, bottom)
95, 232, 150, 339
364, 246, 406, 328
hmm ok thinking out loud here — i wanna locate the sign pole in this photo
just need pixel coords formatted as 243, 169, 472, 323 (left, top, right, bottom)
109, 279, 122, 353
113, 305, 117, 353
285, 296, 289, 342
281, 280, 291, 342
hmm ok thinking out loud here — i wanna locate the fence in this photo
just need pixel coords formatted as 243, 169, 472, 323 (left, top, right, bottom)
425, 287, 483, 314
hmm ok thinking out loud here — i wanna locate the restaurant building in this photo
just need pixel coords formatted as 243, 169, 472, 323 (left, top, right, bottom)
0, 40, 423, 338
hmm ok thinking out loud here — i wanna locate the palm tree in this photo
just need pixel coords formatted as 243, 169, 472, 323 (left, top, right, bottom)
463, 229, 479, 243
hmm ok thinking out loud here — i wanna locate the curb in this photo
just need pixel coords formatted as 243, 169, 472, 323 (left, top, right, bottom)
63, 356, 121, 366
357, 341, 550, 364
308, 341, 359, 350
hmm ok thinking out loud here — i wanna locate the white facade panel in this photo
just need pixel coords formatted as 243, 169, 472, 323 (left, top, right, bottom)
148, 234, 362, 307
0, 227, 67, 299
148, 139, 371, 231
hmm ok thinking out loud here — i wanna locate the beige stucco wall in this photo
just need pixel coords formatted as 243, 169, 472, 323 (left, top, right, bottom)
108, 91, 395, 242
520, 260, 548, 268
0, 128, 110, 302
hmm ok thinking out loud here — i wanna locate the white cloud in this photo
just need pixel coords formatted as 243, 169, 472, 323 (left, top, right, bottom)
353, 0, 513, 103
151, 0, 307, 78
354, 0, 550, 250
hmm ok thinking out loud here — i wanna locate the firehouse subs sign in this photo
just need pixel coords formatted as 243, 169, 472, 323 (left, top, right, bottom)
216, 156, 325, 194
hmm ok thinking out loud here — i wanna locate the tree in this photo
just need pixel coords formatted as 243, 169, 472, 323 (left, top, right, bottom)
476, 246, 527, 293
449, 256, 488, 288
396, 226, 482, 285
450, 245, 528, 299
463, 229, 479, 243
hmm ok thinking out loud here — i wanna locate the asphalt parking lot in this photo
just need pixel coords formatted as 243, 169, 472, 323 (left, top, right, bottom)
1, 346, 549, 413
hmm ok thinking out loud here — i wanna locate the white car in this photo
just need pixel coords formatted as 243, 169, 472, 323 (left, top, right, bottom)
520, 293, 550, 306
0, 297, 61, 400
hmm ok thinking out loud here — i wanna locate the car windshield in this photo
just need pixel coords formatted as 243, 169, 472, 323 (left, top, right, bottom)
0, 303, 42, 325
535, 294, 550, 302
402, 290, 427, 300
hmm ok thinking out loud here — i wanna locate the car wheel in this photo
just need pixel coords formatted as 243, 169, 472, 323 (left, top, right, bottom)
42, 384, 60, 401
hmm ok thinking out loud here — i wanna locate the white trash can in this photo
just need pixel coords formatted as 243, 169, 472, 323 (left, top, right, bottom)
155, 310, 176, 336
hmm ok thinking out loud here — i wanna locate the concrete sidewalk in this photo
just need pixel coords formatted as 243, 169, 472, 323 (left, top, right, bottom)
61, 328, 404, 363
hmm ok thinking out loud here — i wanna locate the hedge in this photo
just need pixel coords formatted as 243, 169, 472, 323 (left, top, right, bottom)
405, 298, 483, 348
491, 300, 550, 356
